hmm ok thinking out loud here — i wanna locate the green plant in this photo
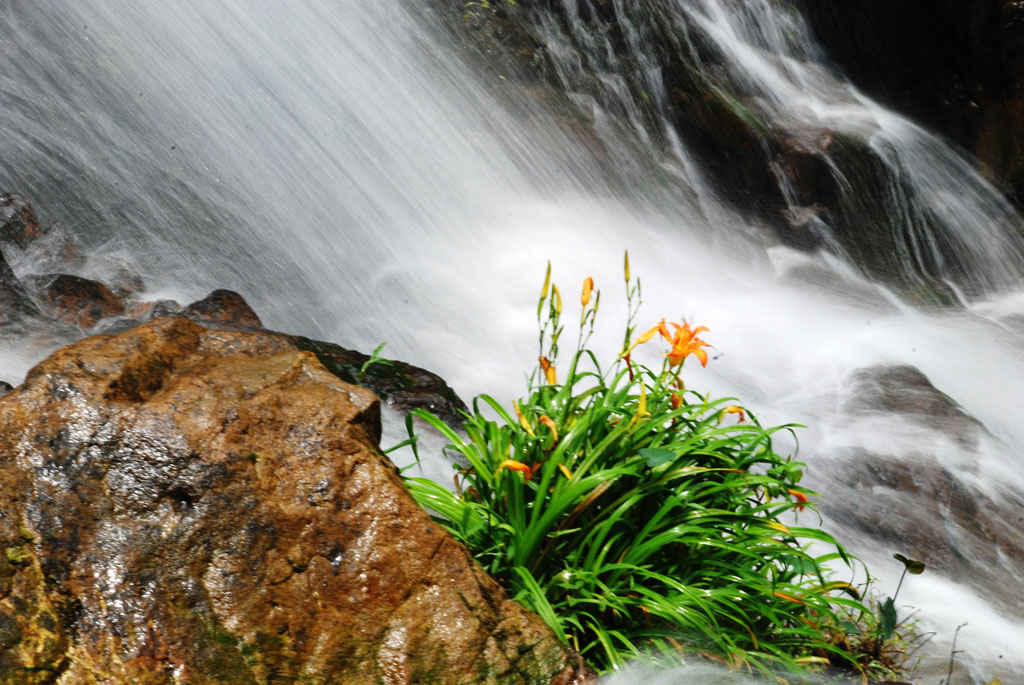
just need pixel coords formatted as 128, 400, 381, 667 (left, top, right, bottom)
401, 255, 885, 677
358, 342, 393, 381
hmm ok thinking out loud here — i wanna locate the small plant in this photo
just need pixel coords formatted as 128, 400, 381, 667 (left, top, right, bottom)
822, 553, 927, 680
401, 254, 893, 677
357, 342, 393, 381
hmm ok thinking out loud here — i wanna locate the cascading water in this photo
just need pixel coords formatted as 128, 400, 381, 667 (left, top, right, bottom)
2, 0, 1023, 682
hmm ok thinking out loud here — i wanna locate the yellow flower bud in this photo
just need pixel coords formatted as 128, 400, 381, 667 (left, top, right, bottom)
581, 277, 594, 307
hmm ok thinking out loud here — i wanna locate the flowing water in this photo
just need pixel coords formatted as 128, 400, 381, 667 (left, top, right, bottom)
2, 0, 1023, 682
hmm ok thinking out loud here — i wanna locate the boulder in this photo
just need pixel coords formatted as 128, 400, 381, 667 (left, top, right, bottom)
0, 194, 45, 249
0, 317, 593, 683
182, 288, 262, 328
22, 273, 126, 329
290, 336, 468, 427
823, 364, 1024, 617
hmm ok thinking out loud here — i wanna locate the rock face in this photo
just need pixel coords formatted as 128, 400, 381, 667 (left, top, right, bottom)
0, 317, 593, 684
799, 0, 1024, 207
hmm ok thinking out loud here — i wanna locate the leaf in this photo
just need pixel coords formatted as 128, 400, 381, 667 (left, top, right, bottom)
638, 447, 676, 468
838, 619, 861, 635
879, 596, 897, 639
893, 553, 926, 575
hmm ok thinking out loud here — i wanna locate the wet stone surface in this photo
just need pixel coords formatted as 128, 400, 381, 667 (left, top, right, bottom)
823, 364, 1024, 618
0, 317, 593, 683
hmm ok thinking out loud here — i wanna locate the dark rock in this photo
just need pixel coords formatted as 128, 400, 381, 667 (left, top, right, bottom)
183, 289, 261, 328
123, 298, 184, 322
23, 273, 125, 329
845, 364, 984, 447
85, 257, 146, 299
0, 249, 41, 325
824, 364, 1023, 617
0, 381, 12, 396
798, 0, 1024, 207
826, 450, 1024, 619
0, 317, 594, 682
289, 336, 468, 427
0, 193, 45, 249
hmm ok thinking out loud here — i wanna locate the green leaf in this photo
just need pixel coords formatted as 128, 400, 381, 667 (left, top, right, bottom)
893, 553, 926, 575
638, 447, 676, 468
879, 596, 897, 639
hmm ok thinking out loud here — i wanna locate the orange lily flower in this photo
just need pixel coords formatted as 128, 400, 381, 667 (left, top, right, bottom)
631, 318, 712, 368
787, 488, 809, 512
497, 459, 536, 480
581, 277, 594, 307
664, 321, 711, 367
723, 405, 746, 423
538, 356, 557, 385
538, 415, 559, 442
670, 393, 683, 410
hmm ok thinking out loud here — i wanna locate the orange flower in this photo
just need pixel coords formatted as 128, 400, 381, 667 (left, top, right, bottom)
723, 405, 746, 423
538, 415, 559, 443
632, 318, 712, 368
497, 459, 536, 480
670, 393, 682, 410
787, 488, 809, 513
538, 357, 557, 385
664, 321, 711, 367
581, 277, 594, 307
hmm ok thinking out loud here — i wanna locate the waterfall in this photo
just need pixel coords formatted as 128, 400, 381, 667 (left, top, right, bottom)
2, 0, 1022, 682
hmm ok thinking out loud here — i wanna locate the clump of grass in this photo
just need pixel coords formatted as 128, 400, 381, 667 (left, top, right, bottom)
401, 254, 894, 677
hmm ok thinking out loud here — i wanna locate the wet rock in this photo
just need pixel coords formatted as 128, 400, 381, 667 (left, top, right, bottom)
22, 273, 125, 329
0, 317, 593, 683
290, 336, 468, 427
123, 298, 184, 322
0, 250, 41, 325
799, 0, 1024, 207
82, 256, 146, 299
183, 288, 261, 328
826, 451, 1024, 618
824, 364, 1023, 617
845, 364, 985, 448
0, 194, 45, 249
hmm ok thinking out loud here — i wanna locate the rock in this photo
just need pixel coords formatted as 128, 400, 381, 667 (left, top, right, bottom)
123, 298, 184, 322
798, 0, 1024, 207
0, 250, 41, 325
82, 257, 146, 299
183, 288, 262, 328
826, 450, 1024, 618
844, 364, 984, 447
0, 317, 593, 683
290, 336, 468, 427
0, 193, 45, 249
824, 364, 1023, 617
22, 273, 125, 329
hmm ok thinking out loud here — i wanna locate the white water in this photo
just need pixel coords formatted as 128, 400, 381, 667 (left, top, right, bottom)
2, 0, 1023, 682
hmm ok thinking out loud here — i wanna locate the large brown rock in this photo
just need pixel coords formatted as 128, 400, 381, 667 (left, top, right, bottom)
0, 317, 593, 684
